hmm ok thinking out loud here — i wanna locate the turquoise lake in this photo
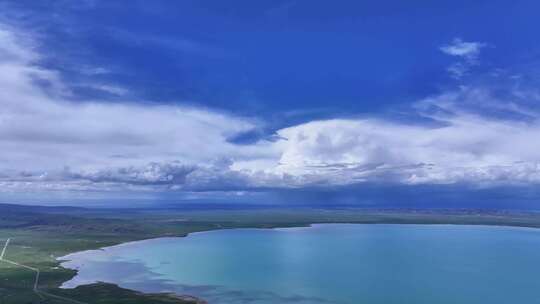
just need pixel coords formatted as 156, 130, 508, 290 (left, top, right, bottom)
60, 224, 540, 304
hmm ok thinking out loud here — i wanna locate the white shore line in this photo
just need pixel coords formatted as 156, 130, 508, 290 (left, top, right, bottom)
0, 238, 87, 304
52, 223, 540, 302
60, 222, 540, 265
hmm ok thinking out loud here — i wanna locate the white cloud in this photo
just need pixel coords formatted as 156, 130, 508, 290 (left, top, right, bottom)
1, 23, 540, 194
79, 66, 111, 75
0, 23, 277, 183
273, 111, 540, 186
86, 84, 128, 95
440, 38, 485, 60
440, 38, 486, 79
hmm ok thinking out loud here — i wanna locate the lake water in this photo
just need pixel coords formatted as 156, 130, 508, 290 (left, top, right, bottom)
60, 224, 540, 304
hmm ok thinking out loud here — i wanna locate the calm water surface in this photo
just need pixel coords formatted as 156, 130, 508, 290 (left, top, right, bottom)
60, 224, 540, 304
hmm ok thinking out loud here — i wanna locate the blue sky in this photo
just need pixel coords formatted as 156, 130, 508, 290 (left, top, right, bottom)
1, 1, 540, 208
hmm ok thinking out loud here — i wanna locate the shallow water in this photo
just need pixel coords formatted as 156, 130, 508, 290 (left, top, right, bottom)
60, 224, 540, 304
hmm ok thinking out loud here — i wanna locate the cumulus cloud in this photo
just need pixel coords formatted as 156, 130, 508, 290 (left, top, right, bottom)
274, 112, 540, 186
0, 23, 278, 189
1, 23, 540, 195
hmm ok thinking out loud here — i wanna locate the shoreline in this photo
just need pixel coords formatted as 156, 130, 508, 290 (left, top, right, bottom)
58, 221, 540, 261
6, 204, 540, 303
56, 221, 540, 303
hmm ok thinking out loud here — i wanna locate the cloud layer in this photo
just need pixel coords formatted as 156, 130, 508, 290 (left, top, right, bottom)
1, 24, 540, 195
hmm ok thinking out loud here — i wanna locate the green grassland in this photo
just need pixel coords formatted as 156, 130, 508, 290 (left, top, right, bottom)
2, 203, 540, 303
